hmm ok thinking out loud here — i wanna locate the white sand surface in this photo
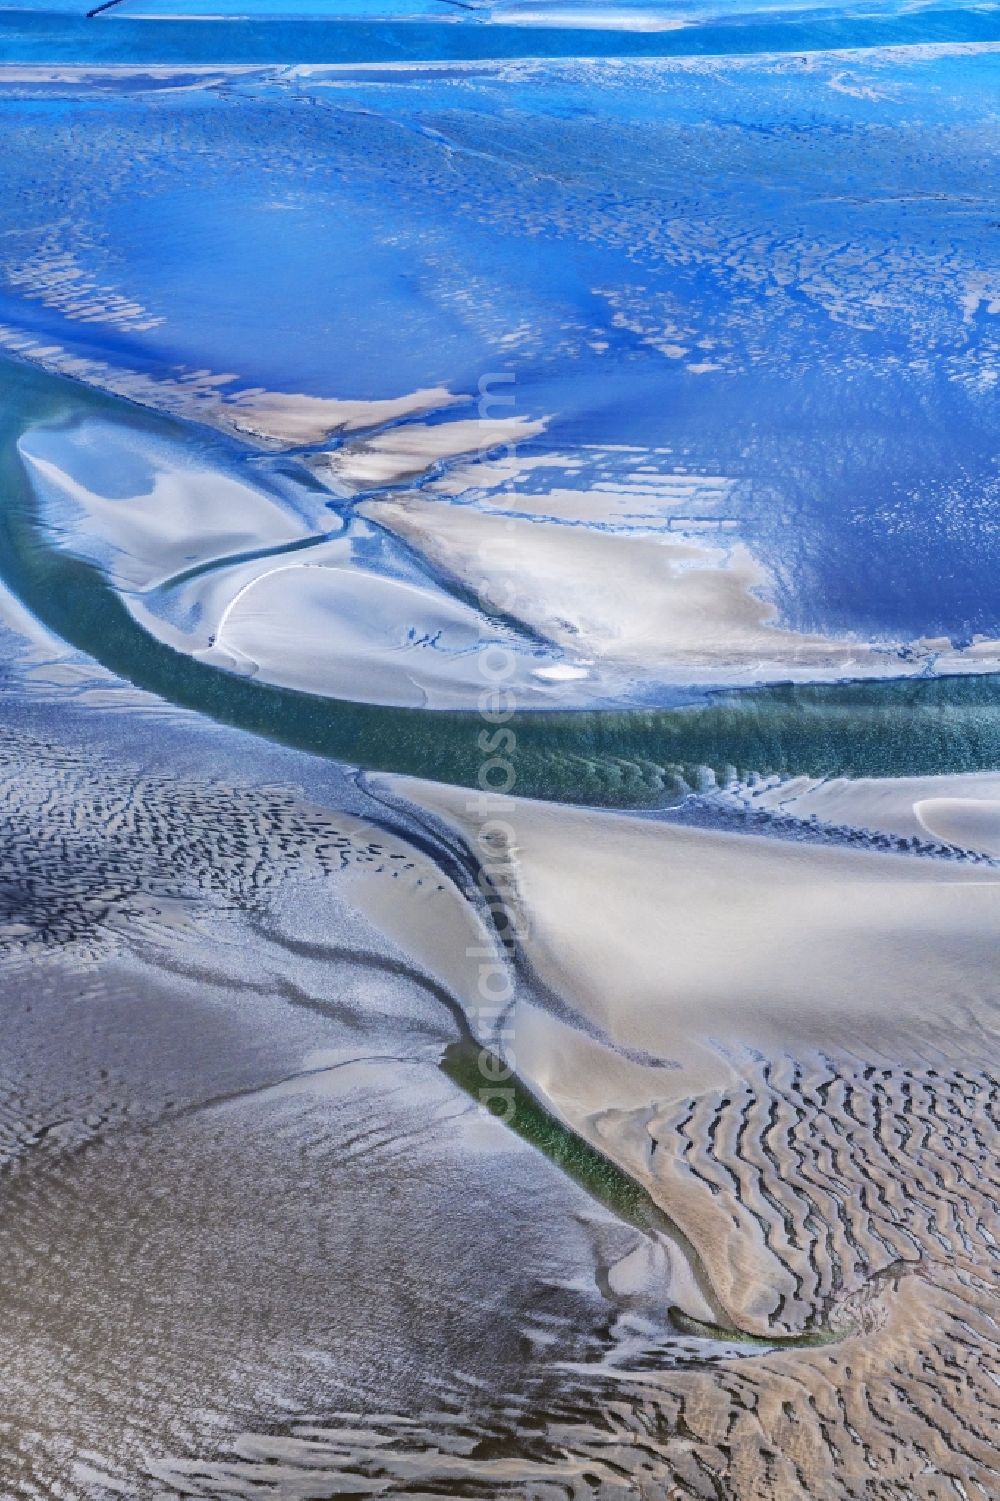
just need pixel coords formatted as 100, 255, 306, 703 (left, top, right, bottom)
195, 561, 581, 708
364, 497, 1000, 682
737, 771, 1000, 848
914, 796, 1000, 855
386, 772, 1000, 1343
19, 418, 305, 592
220, 385, 462, 447
426, 450, 736, 527
391, 776, 1000, 1106
316, 416, 546, 491
496, 6, 689, 28
20, 410, 599, 706
363, 497, 879, 678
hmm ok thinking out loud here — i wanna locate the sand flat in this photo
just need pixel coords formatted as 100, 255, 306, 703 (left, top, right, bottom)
363, 497, 889, 679
220, 384, 462, 447
317, 416, 546, 492
395, 775, 1000, 1089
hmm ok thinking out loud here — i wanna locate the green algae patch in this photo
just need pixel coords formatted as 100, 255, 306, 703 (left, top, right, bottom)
442, 1039, 849, 1352
440, 1039, 669, 1237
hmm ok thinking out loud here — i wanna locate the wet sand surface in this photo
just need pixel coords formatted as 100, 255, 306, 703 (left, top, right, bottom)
0, 696, 991, 1497
0, 26, 996, 1500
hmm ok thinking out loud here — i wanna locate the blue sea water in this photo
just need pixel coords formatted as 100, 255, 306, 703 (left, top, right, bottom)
0, 9, 999, 1495
0, 38, 997, 655
2, 0, 1000, 62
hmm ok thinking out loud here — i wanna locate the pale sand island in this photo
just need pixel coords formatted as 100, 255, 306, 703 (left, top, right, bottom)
0, 29, 996, 1501
376, 772, 1000, 1488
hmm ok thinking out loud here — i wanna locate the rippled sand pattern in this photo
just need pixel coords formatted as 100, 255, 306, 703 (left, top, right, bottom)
0, 7, 997, 1497
643, 1057, 1000, 1493
153, 1060, 1000, 1497
0, 723, 447, 963
0, 707, 993, 1496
